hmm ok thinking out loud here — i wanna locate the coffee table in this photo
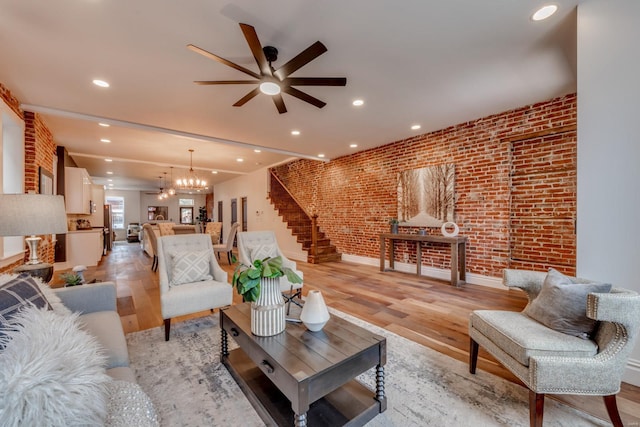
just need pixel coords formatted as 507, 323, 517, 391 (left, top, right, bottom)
220, 303, 387, 427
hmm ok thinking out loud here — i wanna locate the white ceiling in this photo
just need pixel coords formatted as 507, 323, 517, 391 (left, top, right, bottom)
0, 0, 581, 193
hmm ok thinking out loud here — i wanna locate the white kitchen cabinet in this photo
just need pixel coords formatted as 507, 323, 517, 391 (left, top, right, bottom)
65, 167, 92, 214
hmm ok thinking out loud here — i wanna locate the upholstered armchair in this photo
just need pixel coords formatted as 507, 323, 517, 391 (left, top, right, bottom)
237, 230, 304, 313
157, 222, 175, 237
156, 234, 232, 341
469, 268, 640, 427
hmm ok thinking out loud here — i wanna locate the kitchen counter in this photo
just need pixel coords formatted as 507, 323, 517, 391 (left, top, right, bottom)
67, 229, 102, 234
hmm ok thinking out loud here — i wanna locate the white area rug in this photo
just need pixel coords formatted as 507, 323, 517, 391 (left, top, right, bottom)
126, 309, 608, 427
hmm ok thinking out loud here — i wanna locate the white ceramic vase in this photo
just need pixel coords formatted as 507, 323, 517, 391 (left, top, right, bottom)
251, 277, 286, 336
300, 290, 330, 332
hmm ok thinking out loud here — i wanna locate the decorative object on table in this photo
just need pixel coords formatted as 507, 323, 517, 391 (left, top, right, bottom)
0, 194, 68, 266
60, 272, 83, 287
418, 229, 427, 236
440, 221, 459, 237
388, 218, 400, 234
300, 290, 330, 332
72, 265, 87, 284
232, 256, 302, 337
396, 164, 455, 227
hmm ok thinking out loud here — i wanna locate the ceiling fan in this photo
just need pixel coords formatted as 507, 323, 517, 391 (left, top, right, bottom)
145, 174, 171, 199
188, 23, 347, 114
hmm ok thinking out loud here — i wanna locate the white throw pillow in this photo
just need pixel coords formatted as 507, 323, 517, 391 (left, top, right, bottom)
169, 250, 213, 286
248, 244, 278, 262
0, 306, 109, 426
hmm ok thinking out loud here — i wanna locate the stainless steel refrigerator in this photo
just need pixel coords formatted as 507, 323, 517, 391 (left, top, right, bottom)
103, 204, 113, 253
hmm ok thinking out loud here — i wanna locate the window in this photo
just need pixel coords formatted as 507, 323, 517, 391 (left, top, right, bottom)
106, 196, 125, 229
1, 101, 26, 263
179, 198, 194, 206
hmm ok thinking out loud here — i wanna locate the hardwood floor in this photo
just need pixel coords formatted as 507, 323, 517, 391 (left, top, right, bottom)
53, 241, 640, 424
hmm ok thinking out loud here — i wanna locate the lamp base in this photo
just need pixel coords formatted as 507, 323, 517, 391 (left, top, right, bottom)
25, 235, 43, 265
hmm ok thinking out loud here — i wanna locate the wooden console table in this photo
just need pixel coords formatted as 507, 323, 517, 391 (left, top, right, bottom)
379, 233, 467, 287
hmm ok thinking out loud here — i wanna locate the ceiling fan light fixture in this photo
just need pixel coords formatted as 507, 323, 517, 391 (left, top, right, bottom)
259, 81, 281, 95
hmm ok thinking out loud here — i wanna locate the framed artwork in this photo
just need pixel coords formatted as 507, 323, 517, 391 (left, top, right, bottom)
180, 207, 194, 224
397, 164, 455, 227
39, 167, 53, 195
148, 206, 169, 221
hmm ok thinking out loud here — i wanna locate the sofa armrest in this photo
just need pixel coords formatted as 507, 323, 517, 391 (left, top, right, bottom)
53, 282, 117, 314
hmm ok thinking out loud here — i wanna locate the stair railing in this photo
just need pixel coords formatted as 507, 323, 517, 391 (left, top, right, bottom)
269, 169, 317, 257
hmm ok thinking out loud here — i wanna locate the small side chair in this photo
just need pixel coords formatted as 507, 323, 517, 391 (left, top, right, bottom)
469, 268, 640, 427
213, 222, 240, 264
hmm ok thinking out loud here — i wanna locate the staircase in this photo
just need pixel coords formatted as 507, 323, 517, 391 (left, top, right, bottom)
268, 171, 341, 264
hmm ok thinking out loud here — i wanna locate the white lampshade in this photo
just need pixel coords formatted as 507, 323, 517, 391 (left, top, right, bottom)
0, 194, 68, 264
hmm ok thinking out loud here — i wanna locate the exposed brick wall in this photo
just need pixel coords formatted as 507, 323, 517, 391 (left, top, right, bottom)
273, 94, 577, 279
1, 83, 57, 273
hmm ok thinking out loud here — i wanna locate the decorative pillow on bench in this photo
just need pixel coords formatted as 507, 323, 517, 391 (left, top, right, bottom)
524, 268, 611, 339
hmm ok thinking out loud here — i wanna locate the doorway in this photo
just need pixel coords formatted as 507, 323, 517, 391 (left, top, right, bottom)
231, 198, 237, 247
241, 197, 248, 232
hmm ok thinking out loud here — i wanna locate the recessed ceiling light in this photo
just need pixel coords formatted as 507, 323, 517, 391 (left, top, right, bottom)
291, 130, 300, 136
349, 143, 358, 148
254, 149, 261, 153
236, 158, 244, 162
106, 171, 113, 175
108, 183, 114, 187
107, 179, 113, 182
104, 158, 113, 162
411, 124, 421, 130
211, 170, 218, 174
92, 79, 110, 88
318, 154, 325, 158
352, 99, 364, 106
100, 138, 111, 143
98, 123, 110, 127
532, 5, 558, 21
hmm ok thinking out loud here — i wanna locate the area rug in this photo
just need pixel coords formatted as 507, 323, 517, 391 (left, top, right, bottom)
126, 309, 608, 427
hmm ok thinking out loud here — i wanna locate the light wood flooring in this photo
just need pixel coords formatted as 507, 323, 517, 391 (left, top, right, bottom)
53, 241, 640, 425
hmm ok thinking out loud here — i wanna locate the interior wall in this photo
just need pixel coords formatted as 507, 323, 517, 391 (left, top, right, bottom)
213, 167, 306, 262
138, 192, 207, 225
274, 94, 577, 280
577, 0, 640, 386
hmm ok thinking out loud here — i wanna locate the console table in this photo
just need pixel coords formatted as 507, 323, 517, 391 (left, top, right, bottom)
379, 233, 467, 287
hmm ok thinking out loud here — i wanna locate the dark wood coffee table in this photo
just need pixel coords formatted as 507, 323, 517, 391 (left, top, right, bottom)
220, 303, 387, 427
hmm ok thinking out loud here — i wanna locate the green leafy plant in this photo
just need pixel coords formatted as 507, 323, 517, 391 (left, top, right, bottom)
60, 272, 83, 286
232, 256, 302, 302
388, 218, 400, 225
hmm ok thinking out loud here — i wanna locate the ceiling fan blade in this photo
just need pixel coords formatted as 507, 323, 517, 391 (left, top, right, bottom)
285, 77, 347, 86
233, 87, 261, 107
194, 80, 260, 85
273, 41, 327, 80
282, 86, 326, 109
239, 23, 271, 77
272, 94, 287, 114
187, 44, 260, 79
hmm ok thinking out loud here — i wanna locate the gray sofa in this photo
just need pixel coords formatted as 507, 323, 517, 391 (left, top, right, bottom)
53, 282, 135, 383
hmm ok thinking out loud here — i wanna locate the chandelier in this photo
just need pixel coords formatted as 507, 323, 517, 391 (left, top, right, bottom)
176, 149, 207, 191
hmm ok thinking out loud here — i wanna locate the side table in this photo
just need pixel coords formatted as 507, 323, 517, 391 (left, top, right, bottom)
13, 262, 54, 283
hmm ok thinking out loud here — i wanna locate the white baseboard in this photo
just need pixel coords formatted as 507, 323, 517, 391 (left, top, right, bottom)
624, 357, 640, 387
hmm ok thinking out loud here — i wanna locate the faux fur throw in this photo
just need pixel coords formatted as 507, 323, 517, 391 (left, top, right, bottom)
0, 305, 109, 426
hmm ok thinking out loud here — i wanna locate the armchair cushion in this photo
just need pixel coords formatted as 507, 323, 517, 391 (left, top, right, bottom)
524, 268, 611, 339
470, 310, 598, 366
248, 243, 278, 261
168, 250, 213, 287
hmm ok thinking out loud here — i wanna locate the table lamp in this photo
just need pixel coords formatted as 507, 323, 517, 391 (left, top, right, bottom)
0, 194, 68, 264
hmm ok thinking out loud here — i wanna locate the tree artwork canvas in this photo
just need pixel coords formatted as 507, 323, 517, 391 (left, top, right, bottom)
397, 164, 455, 227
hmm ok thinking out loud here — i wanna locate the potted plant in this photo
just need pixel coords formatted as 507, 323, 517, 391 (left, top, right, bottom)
389, 218, 400, 234
60, 272, 83, 287
232, 256, 302, 336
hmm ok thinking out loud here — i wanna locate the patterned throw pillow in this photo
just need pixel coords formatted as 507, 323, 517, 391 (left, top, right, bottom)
524, 268, 612, 339
168, 250, 213, 286
248, 244, 278, 262
0, 274, 53, 349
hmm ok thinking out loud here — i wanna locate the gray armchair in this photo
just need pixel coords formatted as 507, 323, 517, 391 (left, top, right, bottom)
469, 269, 640, 427
157, 234, 232, 341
